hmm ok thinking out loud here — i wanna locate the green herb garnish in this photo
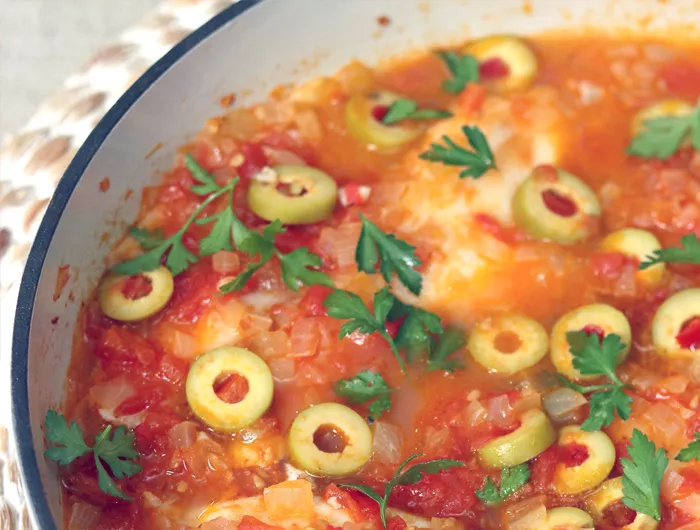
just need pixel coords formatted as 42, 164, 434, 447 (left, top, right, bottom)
436, 51, 480, 94
419, 125, 496, 179
560, 332, 632, 431
621, 429, 668, 521
476, 464, 530, 505
356, 214, 423, 295
340, 454, 464, 529
382, 98, 453, 125
334, 370, 394, 419
676, 432, 700, 462
628, 101, 700, 159
639, 233, 700, 270
44, 410, 141, 501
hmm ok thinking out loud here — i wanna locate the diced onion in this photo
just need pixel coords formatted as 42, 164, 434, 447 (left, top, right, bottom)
240, 291, 292, 313
262, 146, 307, 166
246, 330, 290, 359
486, 395, 515, 428
198, 518, 238, 530
504, 496, 547, 530
98, 409, 145, 429
542, 388, 587, 422
264, 479, 315, 521
317, 224, 361, 269
245, 314, 273, 333
465, 399, 487, 427
168, 421, 198, 449
289, 318, 321, 358
642, 402, 685, 444
661, 463, 686, 501
68, 502, 101, 530
212, 251, 240, 274
675, 493, 700, 518
512, 391, 541, 414
90, 376, 135, 410
372, 421, 403, 465
268, 358, 296, 382
690, 357, 700, 386
423, 427, 452, 456
170, 329, 198, 359
217, 299, 245, 328
675, 521, 700, 530
294, 109, 322, 144
653, 375, 689, 395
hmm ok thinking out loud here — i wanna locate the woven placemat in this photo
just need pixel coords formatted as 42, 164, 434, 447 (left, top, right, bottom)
0, 0, 237, 526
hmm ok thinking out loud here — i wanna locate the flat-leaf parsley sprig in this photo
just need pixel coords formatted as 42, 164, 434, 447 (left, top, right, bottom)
436, 51, 480, 94
621, 429, 668, 521
340, 454, 464, 529
382, 98, 453, 125
356, 214, 423, 296
559, 331, 632, 431
639, 233, 700, 270
628, 99, 700, 159
334, 370, 394, 420
44, 410, 142, 501
419, 125, 496, 179
476, 464, 530, 505
112, 154, 238, 276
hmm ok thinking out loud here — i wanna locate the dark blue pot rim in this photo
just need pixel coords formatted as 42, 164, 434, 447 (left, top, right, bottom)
11, 1, 262, 527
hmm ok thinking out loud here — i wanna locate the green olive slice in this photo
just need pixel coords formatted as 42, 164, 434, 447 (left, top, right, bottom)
98, 266, 173, 322
288, 402, 372, 477
652, 288, 700, 358
601, 228, 665, 287
545, 508, 595, 530
586, 477, 658, 530
550, 304, 631, 382
512, 165, 601, 244
345, 91, 422, 150
247, 165, 337, 225
553, 426, 615, 495
631, 99, 693, 144
468, 314, 548, 374
463, 35, 538, 94
478, 409, 556, 468
186, 346, 273, 432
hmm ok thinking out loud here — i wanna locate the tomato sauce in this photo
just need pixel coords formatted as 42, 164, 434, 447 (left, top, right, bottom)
58, 34, 700, 530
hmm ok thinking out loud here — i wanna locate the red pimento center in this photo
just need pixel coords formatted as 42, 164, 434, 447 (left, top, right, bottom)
676, 317, 700, 350
372, 104, 390, 123
558, 442, 590, 468
214, 373, 249, 404
493, 330, 523, 354
581, 324, 605, 343
602, 502, 637, 527
479, 57, 511, 79
121, 274, 153, 300
542, 189, 578, 218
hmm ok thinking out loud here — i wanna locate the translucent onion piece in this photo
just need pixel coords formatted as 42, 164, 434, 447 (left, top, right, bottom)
662, 464, 686, 501
170, 329, 199, 359
212, 251, 240, 274
90, 375, 135, 410
246, 330, 290, 359
289, 318, 321, 358
465, 399, 488, 427
240, 291, 292, 313
542, 388, 587, 421
268, 358, 296, 382
675, 493, 700, 518
372, 421, 403, 465
486, 395, 516, 428
168, 421, 198, 449
505, 496, 547, 530
263, 479, 315, 521
68, 502, 101, 530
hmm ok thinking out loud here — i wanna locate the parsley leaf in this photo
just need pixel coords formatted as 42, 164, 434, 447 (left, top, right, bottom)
621, 429, 668, 521
334, 370, 394, 419
112, 157, 238, 277
196, 193, 236, 256
568, 331, 627, 386
639, 233, 700, 270
220, 220, 329, 293
562, 332, 632, 431
677, 432, 700, 462
44, 410, 141, 501
476, 464, 530, 505
278, 247, 333, 291
382, 98, 453, 125
419, 125, 496, 179
356, 214, 422, 295
323, 287, 403, 370
186, 153, 221, 196
341, 454, 464, 529
44, 410, 90, 465
394, 305, 443, 362
436, 51, 480, 94
129, 227, 166, 250
427, 326, 466, 372
581, 387, 632, 431
628, 102, 700, 160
